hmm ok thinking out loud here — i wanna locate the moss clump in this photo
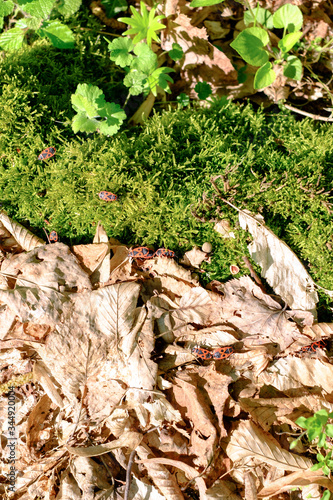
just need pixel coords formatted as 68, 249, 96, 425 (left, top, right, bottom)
0, 26, 332, 316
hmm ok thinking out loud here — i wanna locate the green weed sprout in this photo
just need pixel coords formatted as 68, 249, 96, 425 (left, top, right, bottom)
119, 1, 166, 47
291, 409, 333, 499
230, 3, 303, 90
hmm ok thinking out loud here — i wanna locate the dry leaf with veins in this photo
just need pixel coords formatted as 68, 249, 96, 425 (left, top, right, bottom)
220, 276, 303, 351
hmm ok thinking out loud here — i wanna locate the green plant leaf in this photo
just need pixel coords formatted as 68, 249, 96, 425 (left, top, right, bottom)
97, 102, 126, 135
17, 0, 54, 19
321, 491, 331, 500
296, 416, 310, 429
322, 464, 330, 475
283, 55, 302, 80
190, 0, 222, 7
195, 81, 212, 100
147, 66, 174, 96
308, 424, 323, 441
230, 27, 269, 66
315, 410, 329, 425
101, 0, 127, 18
169, 42, 183, 61
106, 36, 134, 67
244, 6, 273, 29
56, 0, 81, 17
253, 61, 275, 89
318, 433, 327, 448
119, 1, 165, 47
311, 462, 325, 471
326, 425, 333, 437
123, 69, 146, 95
37, 20, 75, 48
71, 83, 104, 117
0, 0, 14, 30
132, 42, 157, 73
273, 4, 303, 32
72, 113, 98, 134
0, 26, 25, 51
278, 31, 302, 52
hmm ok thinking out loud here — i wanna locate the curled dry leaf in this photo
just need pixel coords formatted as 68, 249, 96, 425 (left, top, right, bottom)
67, 431, 143, 457
226, 420, 313, 472
0, 210, 45, 251
238, 209, 321, 313
258, 469, 333, 497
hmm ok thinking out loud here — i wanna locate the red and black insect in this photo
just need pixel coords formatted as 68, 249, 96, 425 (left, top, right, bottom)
192, 347, 213, 360
129, 246, 154, 259
154, 248, 176, 258
98, 191, 118, 202
38, 147, 56, 160
212, 346, 234, 360
300, 340, 326, 353
49, 231, 58, 243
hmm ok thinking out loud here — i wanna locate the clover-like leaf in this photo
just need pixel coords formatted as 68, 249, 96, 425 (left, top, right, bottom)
176, 93, 190, 106
169, 42, 183, 61
123, 70, 146, 95
106, 36, 134, 67
195, 81, 212, 100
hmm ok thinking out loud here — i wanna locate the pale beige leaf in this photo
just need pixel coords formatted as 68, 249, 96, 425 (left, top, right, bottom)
33, 361, 64, 408
70, 456, 112, 493
67, 432, 143, 457
238, 210, 320, 312
205, 479, 242, 499
71, 243, 109, 275
137, 444, 204, 500
258, 357, 333, 393
56, 470, 82, 500
143, 394, 182, 425
258, 469, 333, 497
129, 476, 166, 500
303, 322, 333, 338
0, 210, 45, 251
220, 276, 302, 350
2, 242, 92, 291
214, 219, 235, 238
180, 246, 209, 268
93, 221, 109, 243
226, 420, 313, 471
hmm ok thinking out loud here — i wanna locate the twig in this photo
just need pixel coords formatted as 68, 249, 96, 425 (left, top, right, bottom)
242, 256, 265, 293
284, 104, 333, 122
124, 449, 136, 500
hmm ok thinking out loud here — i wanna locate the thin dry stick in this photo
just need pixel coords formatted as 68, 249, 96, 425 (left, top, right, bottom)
124, 449, 136, 500
284, 103, 333, 122
242, 256, 265, 293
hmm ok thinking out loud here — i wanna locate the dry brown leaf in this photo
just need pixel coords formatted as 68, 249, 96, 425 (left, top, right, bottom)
0, 210, 45, 251
26, 394, 53, 452
136, 443, 186, 500
172, 371, 218, 465
71, 243, 109, 275
258, 357, 333, 393
258, 469, 333, 497
220, 276, 302, 350
67, 431, 143, 457
181, 246, 209, 268
226, 420, 313, 472
238, 210, 323, 312
33, 361, 64, 408
2, 242, 92, 292
205, 479, 242, 499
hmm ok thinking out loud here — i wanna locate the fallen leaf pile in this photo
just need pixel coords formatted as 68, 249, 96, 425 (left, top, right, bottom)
1, 209, 333, 500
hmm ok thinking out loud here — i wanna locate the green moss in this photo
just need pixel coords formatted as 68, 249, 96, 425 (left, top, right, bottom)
0, 21, 332, 317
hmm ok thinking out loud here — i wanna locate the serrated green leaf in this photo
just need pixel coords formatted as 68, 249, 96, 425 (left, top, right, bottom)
0, 0, 14, 29
278, 31, 302, 53
169, 42, 183, 61
71, 83, 104, 116
253, 61, 275, 89
72, 113, 98, 134
24, 17, 43, 29
17, 0, 54, 19
57, 0, 81, 17
273, 4, 303, 32
230, 27, 269, 66
190, 0, 222, 6
244, 6, 273, 29
0, 26, 25, 51
101, 0, 127, 18
106, 36, 134, 67
123, 69, 146, 95
37, 20, 75, 48
325, 425, 333, 438
132, 42, 157, 73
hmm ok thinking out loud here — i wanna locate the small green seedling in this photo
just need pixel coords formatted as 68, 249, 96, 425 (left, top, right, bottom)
291, 409, 333, 500
119, 0, 166, 47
